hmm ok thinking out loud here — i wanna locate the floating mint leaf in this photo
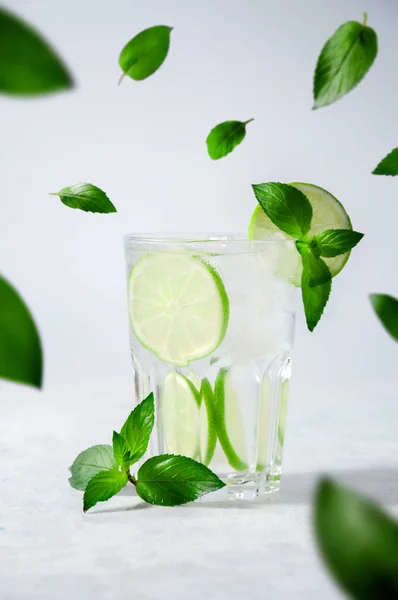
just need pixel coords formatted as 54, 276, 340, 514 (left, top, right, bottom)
50, 183, 117, 214
0, 276, 42, 388
300, 249, 331, 331
83, 469, 128, 512
313, 12, 377, 109
252, 182, 313, 238
0, 7, 73, 96
314, 478, 398, 599
206, 119, 254, 160
370, 294, 398, 342
372, 148, 398, 176
311, 229, 364, 258
120, 393, 155, 465
112, 431, 131, 470
69, 445, 118, 491
118, 25, 172, 83
136, 454, 225, 506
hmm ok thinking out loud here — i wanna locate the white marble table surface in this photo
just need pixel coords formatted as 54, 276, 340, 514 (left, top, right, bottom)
1, 381, 397, 600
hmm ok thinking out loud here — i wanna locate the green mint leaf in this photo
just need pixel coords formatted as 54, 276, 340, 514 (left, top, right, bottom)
112, 431, 131, 470
206, 119, 254, 160
314, 478, 398, 599
0, 276, 42, 388
83, 469, 128, 512
136, 454, 225, 506
370, 294, 398, 342
372, 148, 398, 176
299, 248, 331, 331
311, 229, 364, 258
300, 250, 331, 287
0, 7, 73, 96
50, 183, 117, 214
313, 13, 377, 109
69, 445, 118, 491
118, 25, 172, 83
120, 393, 155, 464
252, 182, 313, 238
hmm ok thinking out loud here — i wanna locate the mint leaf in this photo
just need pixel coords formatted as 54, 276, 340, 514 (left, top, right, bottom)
252, 182, 313, 238
120, 393, 155, 464
300, 248, 331, 331
206, 119, 254, 160
0, 276, 42, 388
372, 148, 398, 176
0, 7, 73, 96
50, 183, 116, 214
314, 478, 398, 599
119, 25, 172, 83
69, 445, 118, 491
370, 294, 398, 342
301, 250, 331, 287
313, 13, 377, 109
83, 469, 128, 512
136, 454, 225, 506
311, 229, 364, 258
112, 431, 131, 470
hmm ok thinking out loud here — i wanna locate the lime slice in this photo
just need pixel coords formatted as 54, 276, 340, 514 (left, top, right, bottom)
161, 371, 200, 458
214, 369, 248, 471
198, 378, 218, 466
249, 182, 352, 286
128, 253, 229, 366
277, 380, 289, 446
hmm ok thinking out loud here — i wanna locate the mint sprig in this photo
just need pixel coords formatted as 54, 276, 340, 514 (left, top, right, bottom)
70, 394, 225, 511
252, 182, 364, 330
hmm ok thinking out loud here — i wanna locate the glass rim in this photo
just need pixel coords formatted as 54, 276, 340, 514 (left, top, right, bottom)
124, 233, 294, 246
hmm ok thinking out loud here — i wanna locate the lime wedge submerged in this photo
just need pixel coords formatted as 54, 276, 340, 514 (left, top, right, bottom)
198, 378, 218, 466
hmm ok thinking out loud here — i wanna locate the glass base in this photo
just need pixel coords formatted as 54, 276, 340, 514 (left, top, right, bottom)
197, 469, 281, 502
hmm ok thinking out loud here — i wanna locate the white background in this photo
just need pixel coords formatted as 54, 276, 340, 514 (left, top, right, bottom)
1, 0, 398, 392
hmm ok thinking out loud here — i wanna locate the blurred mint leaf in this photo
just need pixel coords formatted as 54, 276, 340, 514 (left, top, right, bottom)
370, 294, 398, 342
120, 393, 155, 464
0, 7, 73, 96
83, 469, 128, 512
299, 247, 331, 331
206, 119, 254, 160
314, 478, 398, 599
313, 12, 377, 109
372, 148, 398, 176
50, 183, 117, 214
0, 276, 42, 388
118, 25, 172, 83
69, 445, 118, 491
311, 229, 364, 258
252, 182, 313, 238
136, 454, 225, 506
112, 431, 131, 470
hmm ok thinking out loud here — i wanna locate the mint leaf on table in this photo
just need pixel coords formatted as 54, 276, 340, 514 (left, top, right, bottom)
299, 247, 331, 331
314, 478, 398, 599
118, 25, 172, 84
50, 183, 116, 214
69, 445, 118, 491
0, 7, 73, 96
120, 393, 155, 464
252, 182, 313, 238
135, 455, 225, 506
313, 12, 377, 109
0, 276, 42, 389
372, 148, 398, 176
83, 469, 128, 512
370, 294, 398, 342
112, 431, 131, 470
311, 229, 364, 258
206, 119, 254, 160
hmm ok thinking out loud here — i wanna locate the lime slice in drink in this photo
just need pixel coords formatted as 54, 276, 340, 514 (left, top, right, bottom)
198, 378, 218, 466
277, 380, 290, 446
214, 369, 248, 471
248, 182, 352, 286
161, 371, 200, 458
128, 253, 230, 366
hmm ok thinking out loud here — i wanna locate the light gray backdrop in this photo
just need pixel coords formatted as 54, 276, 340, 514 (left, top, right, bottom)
1, 0, 398, 394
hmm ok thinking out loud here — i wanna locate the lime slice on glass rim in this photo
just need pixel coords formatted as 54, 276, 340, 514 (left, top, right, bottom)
161, 371, 200, 458
214, 369, 248, 471
248, 182, 352, 286
198, 378, 218, 466
128, 253, 230, 366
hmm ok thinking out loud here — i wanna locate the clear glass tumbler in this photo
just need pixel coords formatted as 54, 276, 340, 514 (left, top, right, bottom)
124, 235, 298, 501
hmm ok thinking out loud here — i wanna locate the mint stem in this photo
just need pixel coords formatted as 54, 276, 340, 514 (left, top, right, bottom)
128, 473, 137, 486
362, 11, 368, 26
244, 118, 254, 126
118, 72, 126, 86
